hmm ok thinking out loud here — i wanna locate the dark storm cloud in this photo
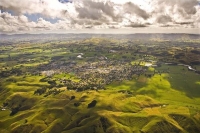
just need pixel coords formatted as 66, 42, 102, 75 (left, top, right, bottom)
155, 0, 198, 15
71, 18, 103, 26
83, 1, 115, 17
152, 0, 199, 27
125, 22, 147, 28
175, 21, 194, 25
0, 0, 199, 33
160, 24, 173, 27
75, 0, 120, 22
156, 15, 172, 24
76, 6, 103, 20
123, 2, 150, 20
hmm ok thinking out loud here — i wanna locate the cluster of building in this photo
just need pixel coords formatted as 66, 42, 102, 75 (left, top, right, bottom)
38, 59, 147, 91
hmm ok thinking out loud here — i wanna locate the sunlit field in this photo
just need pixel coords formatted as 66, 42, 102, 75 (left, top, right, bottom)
0, 34, 200, 133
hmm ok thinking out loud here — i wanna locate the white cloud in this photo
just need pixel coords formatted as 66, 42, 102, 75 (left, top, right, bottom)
0, 0, 69, 18
0, 0, 199, 33
0, 11, 57, 32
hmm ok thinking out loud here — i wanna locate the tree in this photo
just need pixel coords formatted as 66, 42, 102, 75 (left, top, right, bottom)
87, 100, 97, 108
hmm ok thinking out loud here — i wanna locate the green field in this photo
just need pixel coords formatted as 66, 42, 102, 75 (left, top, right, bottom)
0, 37, 200, 133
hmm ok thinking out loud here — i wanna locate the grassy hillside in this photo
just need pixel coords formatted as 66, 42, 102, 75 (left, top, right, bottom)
0, 66, 200, 133
0, 37, 200, 133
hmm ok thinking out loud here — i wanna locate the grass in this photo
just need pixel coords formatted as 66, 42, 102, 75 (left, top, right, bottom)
0, 39, 200, 132
139, 74, 171, 90
157, 65, 200, 97
131, 60, 146, 66
53, 73, 80, 82
1, 70, 200, 133
106, 80, 137, 90
2, 75, 49, 93
148, 67, 155, 72
14, 61, 49, 67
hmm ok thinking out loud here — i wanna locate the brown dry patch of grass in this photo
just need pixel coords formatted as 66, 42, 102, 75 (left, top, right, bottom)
194, 112, 200, 121
137, 76, 147, 83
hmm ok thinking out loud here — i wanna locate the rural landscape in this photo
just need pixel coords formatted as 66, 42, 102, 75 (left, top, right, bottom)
0, 33, 200, 133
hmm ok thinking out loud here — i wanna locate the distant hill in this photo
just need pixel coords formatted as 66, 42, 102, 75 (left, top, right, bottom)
0, 33, 200, 44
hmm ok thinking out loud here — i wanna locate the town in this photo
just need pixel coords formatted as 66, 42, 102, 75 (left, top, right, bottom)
0, 34, 200, 133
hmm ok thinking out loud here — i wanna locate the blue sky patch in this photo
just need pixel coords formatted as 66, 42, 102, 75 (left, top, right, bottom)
25, 13, 60, 24
58, 0, 72, 3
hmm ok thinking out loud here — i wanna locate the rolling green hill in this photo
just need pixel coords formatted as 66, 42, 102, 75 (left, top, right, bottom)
0, 36, 200, 133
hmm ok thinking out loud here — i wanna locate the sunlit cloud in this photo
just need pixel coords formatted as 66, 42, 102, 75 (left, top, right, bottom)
0, 0, 199, 33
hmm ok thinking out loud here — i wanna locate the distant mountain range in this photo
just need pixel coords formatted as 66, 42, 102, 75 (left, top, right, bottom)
0, 33, 200, 43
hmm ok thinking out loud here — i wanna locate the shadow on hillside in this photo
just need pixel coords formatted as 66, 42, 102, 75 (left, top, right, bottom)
167, 74, 200, 98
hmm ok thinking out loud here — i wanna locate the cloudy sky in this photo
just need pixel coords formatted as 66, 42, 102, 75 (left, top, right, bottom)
0, 0, 200, 34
